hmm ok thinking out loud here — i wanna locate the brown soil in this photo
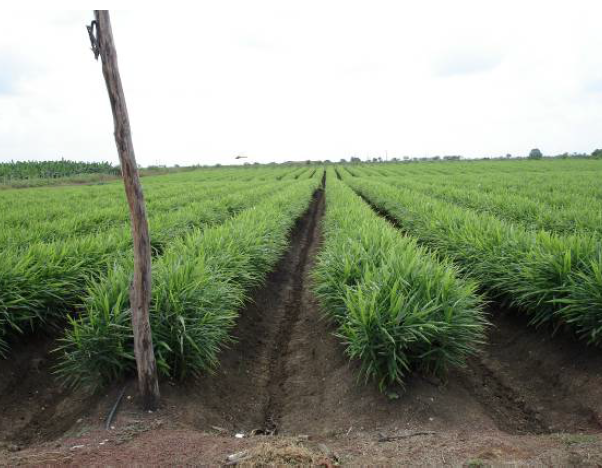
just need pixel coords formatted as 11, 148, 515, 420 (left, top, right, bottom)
0, 336, 100, 447
457, 308, 602, 435
2, 183, 602, 465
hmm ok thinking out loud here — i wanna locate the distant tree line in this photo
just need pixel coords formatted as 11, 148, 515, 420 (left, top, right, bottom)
340, 148, 602, 163
0, 159, 120, 181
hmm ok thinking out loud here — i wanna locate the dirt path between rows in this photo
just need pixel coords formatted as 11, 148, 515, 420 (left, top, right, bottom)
0, 336, 100, 448
458, 308, 602, 434
2, 180, 602, 465
355, 190, 602, 435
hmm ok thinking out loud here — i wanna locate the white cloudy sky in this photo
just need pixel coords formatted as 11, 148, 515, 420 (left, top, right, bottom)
1, 2, 601, 166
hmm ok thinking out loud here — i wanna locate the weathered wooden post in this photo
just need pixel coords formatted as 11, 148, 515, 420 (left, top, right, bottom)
87, 10, 160, 410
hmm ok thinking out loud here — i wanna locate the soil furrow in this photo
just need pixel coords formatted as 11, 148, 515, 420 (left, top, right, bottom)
354, 188, 602, 435
0, 337, 99, 448
262, 187, 324, 433
457, 309, 602, 434
153, 187, 329, 434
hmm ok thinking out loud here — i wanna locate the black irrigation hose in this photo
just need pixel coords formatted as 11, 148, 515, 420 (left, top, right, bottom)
105, 385, 127, 430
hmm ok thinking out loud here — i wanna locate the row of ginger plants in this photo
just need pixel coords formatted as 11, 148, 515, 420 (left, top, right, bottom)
343, 175, 602, 347
6, 165, 599, 393
57, 171, 488, 391
0, 179, 297, 356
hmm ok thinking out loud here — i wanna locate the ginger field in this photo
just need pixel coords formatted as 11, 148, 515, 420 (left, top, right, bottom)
1, 158, 602, 465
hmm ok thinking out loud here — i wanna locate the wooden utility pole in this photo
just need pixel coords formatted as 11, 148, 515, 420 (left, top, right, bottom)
87, 10, 160, 410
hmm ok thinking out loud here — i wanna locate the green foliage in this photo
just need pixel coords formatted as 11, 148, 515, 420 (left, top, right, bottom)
0, 179, 289, 249
559, 251, 602, 345
0, 167, 315, 356
344, 176, 602, 345
0, 187, 263, 349
56, 179, 320, 387
0, 159, 119, 182
0, 233, 127, 356
374, 177, 602, 237
313, 175, 487, 390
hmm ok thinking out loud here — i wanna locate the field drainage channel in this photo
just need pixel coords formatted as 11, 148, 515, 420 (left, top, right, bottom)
182, 181, 328, 436
0, 180, 330, 447
261, 185, 325, 434
353, 187, 602, 436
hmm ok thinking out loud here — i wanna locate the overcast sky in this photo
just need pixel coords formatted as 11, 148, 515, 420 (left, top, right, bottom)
1, 2, 601, 166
